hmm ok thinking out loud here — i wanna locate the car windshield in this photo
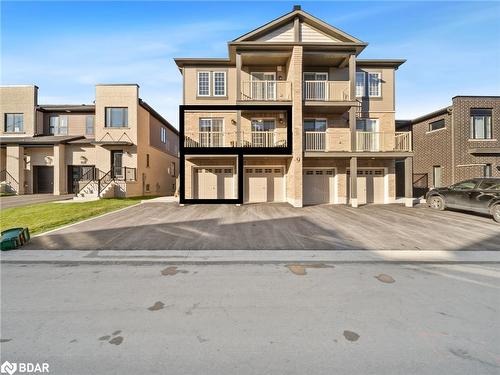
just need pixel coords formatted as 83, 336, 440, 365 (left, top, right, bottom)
479, 180, 500, 190
451, 180, 477, 191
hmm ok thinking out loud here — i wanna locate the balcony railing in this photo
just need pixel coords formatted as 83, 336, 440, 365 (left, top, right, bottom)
356, 131, 412, 152
240, 81, 292, 101
304, 131, 326, 151
303, 81, 351, 101
184, 130, 287, 148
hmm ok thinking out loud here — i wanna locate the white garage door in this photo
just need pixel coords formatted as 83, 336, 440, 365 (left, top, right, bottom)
244, 167, 284, 203
303, 169, 335, 205
194, 167, 234, 199
347, 169, 385, 204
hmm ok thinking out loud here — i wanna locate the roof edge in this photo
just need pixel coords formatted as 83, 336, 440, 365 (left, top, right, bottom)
138, 99, 178, 135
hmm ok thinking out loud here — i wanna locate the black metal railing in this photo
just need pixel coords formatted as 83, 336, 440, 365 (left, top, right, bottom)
0, 169, 19, 194
75, 167, 136, 197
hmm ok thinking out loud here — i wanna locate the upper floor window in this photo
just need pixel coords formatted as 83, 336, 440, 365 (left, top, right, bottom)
367, 72, 381, 97
86, 115, 95, 136
356, 72, 381, 97
160, 126, 167, 144
356, 118, 379, 132
4, 113, 24, 133
355, 72, 365, 97
304, 119, 327, 132
105, 107, 128, 128
213, 72, 226, 96
197, 72, 210, 96
49, 115, 68, 135
429, 119, 445, 132
470, 108, 492, 139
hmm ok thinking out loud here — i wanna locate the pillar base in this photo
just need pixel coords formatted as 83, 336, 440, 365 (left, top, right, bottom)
179, 203, 185, 207
350, 198, 358, 208
405, 198, 415, 207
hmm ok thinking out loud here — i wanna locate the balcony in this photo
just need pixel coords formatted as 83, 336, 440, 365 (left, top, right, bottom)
184, 130, 287, 148
356, 131, 412, 152
304, 130, 412, 152
240, 81, 292, 101
303, 81, 351, 102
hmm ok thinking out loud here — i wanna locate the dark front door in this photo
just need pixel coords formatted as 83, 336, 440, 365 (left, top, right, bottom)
111, 151, 123, 178
68, 165, 95, 193
33, 166, 54, 193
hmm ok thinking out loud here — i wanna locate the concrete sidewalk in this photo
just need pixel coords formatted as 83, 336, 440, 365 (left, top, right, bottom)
2, 250, 500, 264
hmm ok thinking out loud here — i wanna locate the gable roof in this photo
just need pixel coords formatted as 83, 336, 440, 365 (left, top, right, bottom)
232, 7, 365, 45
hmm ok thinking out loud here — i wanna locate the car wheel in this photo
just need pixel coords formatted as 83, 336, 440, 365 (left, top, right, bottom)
491, 204, 500, 223
428, 196, 445, 211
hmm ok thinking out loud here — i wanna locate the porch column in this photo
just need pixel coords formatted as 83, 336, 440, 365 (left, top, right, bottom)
236, 110, 241, 147
6, 145, 25, 194
404, 156, 414, 207
348, 54, 357, 152
350, 156, 358, 208
53, 144, 66, 195
236, 52, 242, 101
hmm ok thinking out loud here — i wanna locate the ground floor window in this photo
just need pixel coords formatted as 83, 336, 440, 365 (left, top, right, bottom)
484, 164, 492, 177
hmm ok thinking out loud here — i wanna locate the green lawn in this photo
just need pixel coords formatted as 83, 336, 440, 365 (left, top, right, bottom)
0, 197, 153, 235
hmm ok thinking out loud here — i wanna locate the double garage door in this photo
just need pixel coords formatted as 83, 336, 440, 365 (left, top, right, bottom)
244, 167, 284, 203
347, 169, 385, 204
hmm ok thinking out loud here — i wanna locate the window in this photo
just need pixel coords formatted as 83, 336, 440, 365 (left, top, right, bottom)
484, 164, 492, 177
199, 118, 223, 147
429, 119, 445, 132
105, 107, 128, 128
4, 113, 24, 132
304, 119, 327, 132
251, 119, 276, 131
356, 72, 365, 97
160, 127, 167, 144
49, 115, 68, 135
146, 154, 150, 168
470, 109, 492, 139
479, 179, 500, 190
86, 115, 94, 135
451, 180, 478, 191
433, 166, 442, 188
197, 71, 210, 96
368, 72, 381, 97
213, 71, 226, 96
356, 118, 379, 132
170, 162, 176, 177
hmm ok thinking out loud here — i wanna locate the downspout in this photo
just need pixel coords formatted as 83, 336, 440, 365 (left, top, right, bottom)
450, 107, 455, 184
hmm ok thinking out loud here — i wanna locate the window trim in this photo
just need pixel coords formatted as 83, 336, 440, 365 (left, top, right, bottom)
4, 113, 24, 133
367, 72, 382, 98
428, 118, 446, 132
355, 72, 366, 98
470, 108, 492, 140
48, 114, 68, 135
212, 71, 227, 97
85, 115, 95, 136
105, 107, 128, 128
197, 71, 211, 97
432, 165, 443, 188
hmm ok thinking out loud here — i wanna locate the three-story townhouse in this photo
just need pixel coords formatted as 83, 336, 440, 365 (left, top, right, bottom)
0, 84, 179, 198
175, 6, 413, 207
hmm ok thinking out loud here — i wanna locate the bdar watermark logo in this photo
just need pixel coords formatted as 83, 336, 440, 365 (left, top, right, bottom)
1, 361, 49, 374
0, 362, 17, 375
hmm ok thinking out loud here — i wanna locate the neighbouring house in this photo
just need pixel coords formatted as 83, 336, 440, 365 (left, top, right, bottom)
0, 84, 179, 198
175, 5, 413, 207
396, 96, 500, 197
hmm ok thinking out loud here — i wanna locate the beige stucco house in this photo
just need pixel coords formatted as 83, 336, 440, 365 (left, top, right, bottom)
176, 6, 413, 207
0, 84, 178, 198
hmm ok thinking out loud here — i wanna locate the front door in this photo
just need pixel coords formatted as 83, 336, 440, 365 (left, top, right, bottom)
111, 151, 123, 178
303, 72, 328, 100
33, 166, 54, 194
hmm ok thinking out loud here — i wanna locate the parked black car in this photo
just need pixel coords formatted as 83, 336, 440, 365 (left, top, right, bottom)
426, 178, 500, 223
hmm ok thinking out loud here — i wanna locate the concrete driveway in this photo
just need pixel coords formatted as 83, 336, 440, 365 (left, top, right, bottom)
26, 203, 500, 250
0, 194, 74, 209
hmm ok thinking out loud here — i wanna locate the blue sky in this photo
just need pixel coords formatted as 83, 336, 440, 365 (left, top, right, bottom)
2, 1, 499, 126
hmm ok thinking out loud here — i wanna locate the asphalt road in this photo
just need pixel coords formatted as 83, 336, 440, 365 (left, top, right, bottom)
26, 202, 500, 250
1, 262, 499, 375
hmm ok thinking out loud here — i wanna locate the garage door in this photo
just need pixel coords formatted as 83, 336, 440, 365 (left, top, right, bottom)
194, 167, 234, 199
303, 169, 335, 205
244, 167, 284, 203
33, 166, 54, 194
347, 169, 385, 204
